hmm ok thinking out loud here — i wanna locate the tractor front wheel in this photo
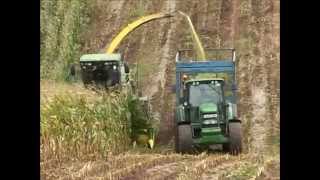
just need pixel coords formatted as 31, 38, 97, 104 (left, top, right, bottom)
175, 124, 193, 154
222, 143, 230, 152
227, 122, 242, 155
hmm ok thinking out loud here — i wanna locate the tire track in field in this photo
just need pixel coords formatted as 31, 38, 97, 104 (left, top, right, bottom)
116, 153, 209, 180
115, 154, 187, 180
56, 154, 155, 180
166, 154, 237, 180
201, 156, 249, 180
126, 154, 209, 180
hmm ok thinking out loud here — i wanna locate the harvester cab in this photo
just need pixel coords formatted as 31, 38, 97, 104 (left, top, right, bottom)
174, 49, 242, 154
79, 53, 130, 89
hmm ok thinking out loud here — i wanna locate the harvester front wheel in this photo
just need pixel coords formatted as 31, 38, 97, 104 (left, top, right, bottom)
81, 71, 92, 88
228, 122, 242, 155
176, 124, 193, 154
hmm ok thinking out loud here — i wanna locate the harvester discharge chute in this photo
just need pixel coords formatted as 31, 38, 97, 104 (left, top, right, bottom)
178, 11, 206, 61
106, 13, 173, 54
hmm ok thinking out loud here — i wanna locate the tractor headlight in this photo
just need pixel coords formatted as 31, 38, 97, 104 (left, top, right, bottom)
203, 119, 218, 125
203, 114, 217, 118
87, 63, 92, 66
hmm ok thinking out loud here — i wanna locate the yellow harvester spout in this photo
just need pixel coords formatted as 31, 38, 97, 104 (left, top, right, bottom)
178, 11, 206, 60
106, 13, 173, 54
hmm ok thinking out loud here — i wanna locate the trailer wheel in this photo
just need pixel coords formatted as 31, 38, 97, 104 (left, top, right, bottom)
175, 124, 193, 153
228, 122, 242, 155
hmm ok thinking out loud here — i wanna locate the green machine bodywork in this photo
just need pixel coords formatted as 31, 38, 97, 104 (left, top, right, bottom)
174, 49, 242, 154
78, 53, 155, 148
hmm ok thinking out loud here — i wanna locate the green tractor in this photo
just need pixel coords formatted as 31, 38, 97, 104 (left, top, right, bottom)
174, 49, 242, 155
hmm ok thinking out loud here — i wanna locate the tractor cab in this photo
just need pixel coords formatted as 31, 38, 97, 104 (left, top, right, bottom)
184, 78, 225, 107
188, 79, 227, 123
79, 53, 129, 88
181, 78, 226, 122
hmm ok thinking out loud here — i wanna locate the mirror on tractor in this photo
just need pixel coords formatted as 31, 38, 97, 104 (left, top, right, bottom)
171, 84, 176, 93
179, 97, 184, 104
70, 64, 76, 76
231, 84, 238, 91
67, 63, 79, 82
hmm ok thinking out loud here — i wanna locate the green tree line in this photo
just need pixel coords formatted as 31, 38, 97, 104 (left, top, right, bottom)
40, 0, 91, 80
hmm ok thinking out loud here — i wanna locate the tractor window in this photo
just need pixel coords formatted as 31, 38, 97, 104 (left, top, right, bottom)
188, 84, 222, 107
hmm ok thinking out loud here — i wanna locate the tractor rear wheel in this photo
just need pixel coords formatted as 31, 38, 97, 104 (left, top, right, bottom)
175, 124, 193, 153
228, 122, 242, 155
